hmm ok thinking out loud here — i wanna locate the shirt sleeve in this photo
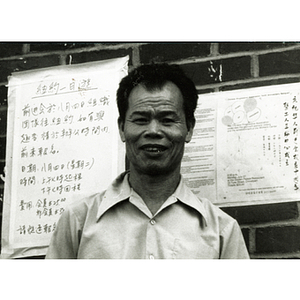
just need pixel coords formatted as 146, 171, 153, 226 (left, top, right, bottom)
219, 220, 250, 259
45, 206, 81, 259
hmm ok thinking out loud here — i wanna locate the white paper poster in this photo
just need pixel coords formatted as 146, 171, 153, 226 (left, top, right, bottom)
182, 82, 300, 207
1, 56, 128, 258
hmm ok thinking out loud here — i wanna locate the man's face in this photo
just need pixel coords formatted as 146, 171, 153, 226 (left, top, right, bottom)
118, 81, 194, 176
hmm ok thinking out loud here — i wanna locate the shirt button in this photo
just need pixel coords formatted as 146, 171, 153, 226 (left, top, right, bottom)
150, 219, 156, 225
149, 254, 155, 259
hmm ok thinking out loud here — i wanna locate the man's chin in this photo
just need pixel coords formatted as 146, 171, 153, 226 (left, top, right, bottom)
140, 165, 173, 176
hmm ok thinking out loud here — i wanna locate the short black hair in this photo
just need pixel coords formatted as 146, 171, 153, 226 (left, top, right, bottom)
116, 63, 198, 129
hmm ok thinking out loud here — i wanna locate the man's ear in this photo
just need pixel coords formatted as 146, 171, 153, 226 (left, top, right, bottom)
118, 117, 126, 142
185, 119, 195, 143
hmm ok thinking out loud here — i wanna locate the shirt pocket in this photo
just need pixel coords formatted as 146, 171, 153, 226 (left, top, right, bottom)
172, 238, 219, 259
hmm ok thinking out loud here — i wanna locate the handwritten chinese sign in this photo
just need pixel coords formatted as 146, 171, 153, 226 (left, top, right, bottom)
1, 56, 128, 258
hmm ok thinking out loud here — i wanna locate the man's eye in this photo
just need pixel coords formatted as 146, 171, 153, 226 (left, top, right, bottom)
162, 118, 175, 125
133, 118, 148, 125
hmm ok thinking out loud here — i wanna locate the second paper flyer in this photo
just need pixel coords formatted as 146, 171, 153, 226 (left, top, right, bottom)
182, 82, 300, 207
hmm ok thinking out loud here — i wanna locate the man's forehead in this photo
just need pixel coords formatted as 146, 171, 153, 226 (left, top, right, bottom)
127, 97, 184, 117
128, 82, 183, 108
130, 107, 179, 116
130, 81, 182, 98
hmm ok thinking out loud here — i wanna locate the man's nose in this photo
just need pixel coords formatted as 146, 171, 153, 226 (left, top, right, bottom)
144, 119, 163, 138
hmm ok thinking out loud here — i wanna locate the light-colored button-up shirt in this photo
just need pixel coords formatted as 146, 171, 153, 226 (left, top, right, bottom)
46, 172, 249, 259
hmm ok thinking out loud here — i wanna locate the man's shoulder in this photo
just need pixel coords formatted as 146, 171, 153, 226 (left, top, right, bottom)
63, 172, 129, 220
66, 191, 105, 219
197, 196, 237, 229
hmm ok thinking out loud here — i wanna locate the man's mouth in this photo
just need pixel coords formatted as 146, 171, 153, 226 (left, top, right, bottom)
140, 145, 168, 153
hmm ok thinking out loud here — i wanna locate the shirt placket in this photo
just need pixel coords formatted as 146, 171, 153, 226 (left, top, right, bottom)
146, 217, 157, 259
129, 192, 178, 259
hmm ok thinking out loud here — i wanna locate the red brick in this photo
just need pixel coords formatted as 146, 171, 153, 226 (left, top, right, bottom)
221, 202, 299, 225
139, 43, 211, 63
0, 161, 5, 177
0, 86, 7, 107
68, 48, 133, 65
259, 49, 300, 77
0, 55, 60, 82
0, 42, 24, 58
221, 56, 251, 82
241, 228, 250, 251
256, 226, 300, 253
219, 42, 297, 54
0, 110, 7, 135
180, 61, 220, 86
0, 137, 6, 160
181, 56, 251, 86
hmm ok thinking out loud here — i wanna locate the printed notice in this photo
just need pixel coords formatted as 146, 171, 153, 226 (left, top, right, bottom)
181, 97, 217, 201
1, 57, 128, 258
182, 83, 300, 207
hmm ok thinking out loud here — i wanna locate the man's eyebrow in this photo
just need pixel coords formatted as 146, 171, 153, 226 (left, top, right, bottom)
129, 111, 150, 117
156, 111, 180, 118
130, 110, 179, 116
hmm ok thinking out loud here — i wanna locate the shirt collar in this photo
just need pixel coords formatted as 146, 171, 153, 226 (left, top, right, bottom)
96, 172, 132, 221
173, 177, 208, 226
97, 172, 208, 225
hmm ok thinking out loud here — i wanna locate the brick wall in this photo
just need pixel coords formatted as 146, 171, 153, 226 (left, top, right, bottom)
1, 42, 300, 258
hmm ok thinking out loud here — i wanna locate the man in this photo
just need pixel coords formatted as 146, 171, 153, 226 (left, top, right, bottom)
46, 63, 249, 259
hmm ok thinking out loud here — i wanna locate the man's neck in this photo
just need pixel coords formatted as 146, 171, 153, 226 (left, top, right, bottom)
128, 168, 181, 215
